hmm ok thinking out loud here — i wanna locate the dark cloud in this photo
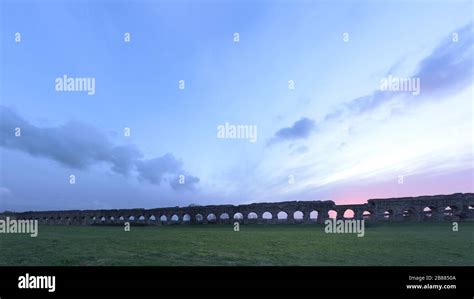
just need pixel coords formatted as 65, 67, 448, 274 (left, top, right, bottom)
413, 23, 473, 96
345, 91, 392, 114
269, 117, 316, 145
170, 174, 200, 191
0, 106, 199, 190
136, 155, 200, 190
1, 107, 114, 169
136, 154, 183, 185
109, 145, 142, 175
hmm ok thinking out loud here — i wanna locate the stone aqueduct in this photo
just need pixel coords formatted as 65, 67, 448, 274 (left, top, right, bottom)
4, 193, 474, 225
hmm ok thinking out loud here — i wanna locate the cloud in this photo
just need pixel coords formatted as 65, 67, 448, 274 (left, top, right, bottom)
413, 23, 473, 96
170, 174, 200, 191
290, 145, 309, 155
326, 23, 474, 121
136, 154, 183, 185
268, 117, 316, 145
109, 145, 142, 175
0, 106, 199, 189
0, 108, 115, 169
136, 154, 200, 190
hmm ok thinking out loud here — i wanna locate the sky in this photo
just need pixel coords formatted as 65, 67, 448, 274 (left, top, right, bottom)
0, 0, 473, 212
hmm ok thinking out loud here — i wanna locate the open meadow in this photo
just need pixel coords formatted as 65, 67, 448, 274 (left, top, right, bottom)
0, 223, 472, 266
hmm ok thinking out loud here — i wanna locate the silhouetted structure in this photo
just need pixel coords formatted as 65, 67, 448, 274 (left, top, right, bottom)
3, 193, 473, 225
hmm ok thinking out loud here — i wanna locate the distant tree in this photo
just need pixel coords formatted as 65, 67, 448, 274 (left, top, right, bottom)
0, 211, 16, 219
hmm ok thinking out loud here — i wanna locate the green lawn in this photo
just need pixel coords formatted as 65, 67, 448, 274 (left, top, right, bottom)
0, 223, 472, 266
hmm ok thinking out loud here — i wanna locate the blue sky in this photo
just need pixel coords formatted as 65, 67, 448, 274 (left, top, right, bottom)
0, 0, 473, 211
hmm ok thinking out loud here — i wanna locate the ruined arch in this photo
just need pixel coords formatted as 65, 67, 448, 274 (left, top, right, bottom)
195, 214, 204, 222
277, 211, 288, 221
444, 206, 453, 216
343, 209, 354, 219
309, 210, 319, 221
149, 215, 156, 221
183, 214, 191, 222
219, 213, 229, 220
207, 213, 216, 223
422, 206, 435, 219
262, 212, 272, 220
402, 207, 417, 221
160, 215, 168, 223
293, 211, 304, 221
248, 212, 258, 219
328, 210, 337, 219
233, 212, 244, 220
383, 210, 393, 220
362, 210, 372, 220
171, 214, 180, 222
443, 206, 457, 216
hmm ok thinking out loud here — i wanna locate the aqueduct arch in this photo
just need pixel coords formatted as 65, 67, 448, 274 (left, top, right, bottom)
2, 193, 473, 225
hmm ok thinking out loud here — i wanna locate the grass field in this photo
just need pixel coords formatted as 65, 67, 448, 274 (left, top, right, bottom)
0, 223, 472, 266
